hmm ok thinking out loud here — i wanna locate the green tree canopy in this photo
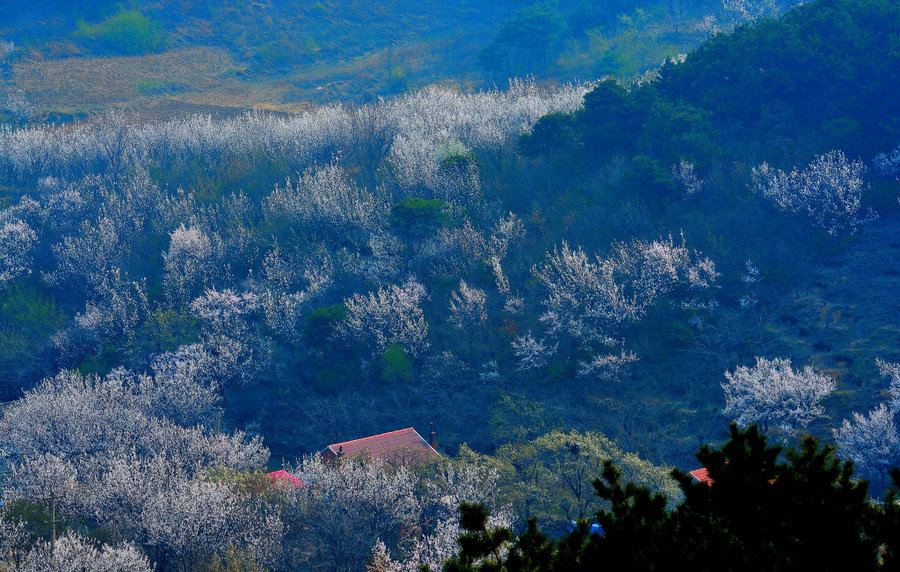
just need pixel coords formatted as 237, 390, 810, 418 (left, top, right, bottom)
446, 424, 886, 571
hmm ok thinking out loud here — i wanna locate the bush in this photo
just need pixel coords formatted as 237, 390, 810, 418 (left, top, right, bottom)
379, 344, 413, 384
74, 9, 166, 55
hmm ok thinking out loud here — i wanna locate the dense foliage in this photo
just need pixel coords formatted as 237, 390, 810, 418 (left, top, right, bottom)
0, 0, 898, 568
443, 425, 891, 571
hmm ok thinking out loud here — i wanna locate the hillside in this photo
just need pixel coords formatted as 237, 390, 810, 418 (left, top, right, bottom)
0, 0, 898, 569
0, 0, 784, 120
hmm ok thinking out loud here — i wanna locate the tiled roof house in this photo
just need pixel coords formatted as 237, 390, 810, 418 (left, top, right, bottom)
321, 426, 440, 466
267, 469, 303, 490
689, 467, 713, 485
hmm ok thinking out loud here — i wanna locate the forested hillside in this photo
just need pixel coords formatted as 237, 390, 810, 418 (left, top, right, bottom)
0, 0, 898, 569
0, 0, 788, 119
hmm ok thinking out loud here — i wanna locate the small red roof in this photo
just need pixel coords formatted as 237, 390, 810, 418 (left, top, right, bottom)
267, 469, 302, 489
323, 427, 439, 466
690, 467, 713, 485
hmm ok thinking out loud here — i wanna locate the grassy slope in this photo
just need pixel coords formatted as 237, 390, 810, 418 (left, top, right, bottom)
0, 0, 737, 120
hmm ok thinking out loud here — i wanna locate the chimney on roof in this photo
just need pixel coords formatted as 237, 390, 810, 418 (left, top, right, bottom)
429, 422, 437, 452
338, 445, 343, 457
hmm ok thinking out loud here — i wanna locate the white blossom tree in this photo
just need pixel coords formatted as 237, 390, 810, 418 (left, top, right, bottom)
343, 278, 430, 357
260, 245, 333, 342
874, 143, 900, 179
511, 331, 557, 371
163, 223, 215, 302
288, 457, 507, 572
0, 515, 32, 570
47, 215, 124, 295
577, 348, 639, 381
264, 162, 388, 246
834, 404, 900, 480
722, 357, 836, 437
2, 368, 270, 568
878, 358, 900, 414
448, 280, 488, 329
140, 478, 280, 570
534, 236, 717, 344
0, 220, 37, 284
671, 159, 703, 198
189, 288, 270, 386
751, 150, 877, 235
17, 533, 153, 572
286, 456, 423, 571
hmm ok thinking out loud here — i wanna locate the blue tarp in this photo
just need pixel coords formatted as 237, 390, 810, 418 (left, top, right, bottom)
569, 520, 604, 536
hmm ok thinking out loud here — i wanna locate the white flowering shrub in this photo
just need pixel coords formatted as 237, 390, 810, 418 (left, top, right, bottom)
722, 357, 836, 437
422, 220, 491, 278
141, 479, 280, 569
879, 358, 900, 415
190, 288, 260, 331
264, 162, 388, 244
18, 533, 153, 572
260, 247, 333, 342
2, 367, 271, 569
47, 215, 124, 295
448, 280, 488, 329
534, 236, 717, 343
0, 80, 586, 185
290, 457, 507, 572
874, 143, 900, 179
751, 150, 877, 235
834, 404, 900, 479
0, 220, 37, 284
577, 348, 639, 381
343, 278, 430, 357
386, 80, 589, 192
671, 159, 703, 198
164, 223, 215, 301
511, 331, 558, 371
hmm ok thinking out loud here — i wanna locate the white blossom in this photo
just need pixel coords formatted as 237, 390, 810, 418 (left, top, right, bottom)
751, 150, 877, 235
0, 220, 37, 283
534, 237, 715, 343
490, 256, 510, 294
448, 280, 488, 329
163, 223, 214, 301
47, 215, 123, 294
343, 278, 430, 357
264, 162, 388, 244
874, 143, 900, 179
878, 358, 900, 414
141, 479, 279, 569
190, 288, 260, 329
511, 331, 557, 371
671, 160, 703, 198
722, 357, 836, 436
18, 533, 153, 572
742, 259, 760, 283
293, 457, 507, 572
834, 403, 900, 479
503, 295, 524, 314
577, 348, 639, 381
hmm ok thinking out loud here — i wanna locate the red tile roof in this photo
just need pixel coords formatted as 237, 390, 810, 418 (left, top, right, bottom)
323, 427, 439, 466
690, 467, 713, 485
267, 469, 303, 490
